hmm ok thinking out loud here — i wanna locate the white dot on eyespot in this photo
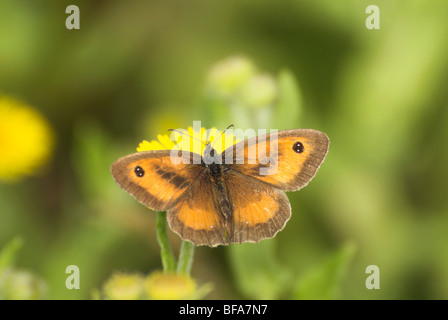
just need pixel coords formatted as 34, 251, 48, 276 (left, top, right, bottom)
210, 225, 214, 229
245, 221, 248, 225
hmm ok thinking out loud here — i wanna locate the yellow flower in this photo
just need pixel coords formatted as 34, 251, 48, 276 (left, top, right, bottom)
98, 271, 212, 300
0, 97, 54, 182
0, 268, 47, 300
137, 125, 239, 155
102, 272, 145, 300
144, 271, 197, 300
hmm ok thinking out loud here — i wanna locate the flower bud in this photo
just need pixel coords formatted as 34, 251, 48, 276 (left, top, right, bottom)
207, 56, 256, 98
102, 272, 144, 300
144, 271, 196, 300
0, 268, 47, 300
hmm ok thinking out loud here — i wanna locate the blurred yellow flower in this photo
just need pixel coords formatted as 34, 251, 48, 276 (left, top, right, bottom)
140, 106, 186, 140
144, 271, 197, 300
98, 270, 212, 300
137, 125, 239, 155
0, 97, 54, 182
0, 268, 47, 300
102, 272, 144, 300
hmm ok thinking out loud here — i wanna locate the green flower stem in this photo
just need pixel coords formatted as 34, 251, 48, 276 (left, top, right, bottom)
155, 211, 177, 272
177, 240, 195, 276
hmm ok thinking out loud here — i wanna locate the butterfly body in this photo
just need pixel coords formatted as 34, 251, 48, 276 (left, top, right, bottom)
207, 164, 232, 217
111, 129, 329, 247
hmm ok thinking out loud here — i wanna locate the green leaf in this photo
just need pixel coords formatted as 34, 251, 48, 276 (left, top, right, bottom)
72, 117, 120, 201
274, 69, 303, 129
0, 236, 24, 272
228, 240, 291, 299
292, 243, 356, 300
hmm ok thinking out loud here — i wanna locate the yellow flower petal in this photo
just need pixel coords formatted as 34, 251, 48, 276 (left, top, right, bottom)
0, 97, 54, 182
136, 126, 239, 155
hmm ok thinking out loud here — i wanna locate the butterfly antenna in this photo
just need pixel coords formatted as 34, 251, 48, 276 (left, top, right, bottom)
210, 124, 235, 149
168, 128, 207, 146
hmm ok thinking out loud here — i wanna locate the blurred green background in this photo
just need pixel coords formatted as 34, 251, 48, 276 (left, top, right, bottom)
1, 0, 448, 299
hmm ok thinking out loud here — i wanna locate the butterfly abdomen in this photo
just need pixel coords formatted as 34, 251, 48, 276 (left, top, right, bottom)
206, 162, 233, 221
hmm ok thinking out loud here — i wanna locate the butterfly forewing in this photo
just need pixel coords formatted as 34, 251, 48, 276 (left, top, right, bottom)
110, 150, 203, 211
225, 129, 329, 191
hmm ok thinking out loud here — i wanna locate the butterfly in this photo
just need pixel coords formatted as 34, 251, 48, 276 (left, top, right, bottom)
111, 128, 329, 247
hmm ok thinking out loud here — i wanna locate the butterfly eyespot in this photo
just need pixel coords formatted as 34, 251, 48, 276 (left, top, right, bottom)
134, 166, 145, 177
292, 141, 304, 153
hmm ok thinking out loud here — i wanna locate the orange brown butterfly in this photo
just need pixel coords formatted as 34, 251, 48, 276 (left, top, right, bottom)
111, 126, 329, 247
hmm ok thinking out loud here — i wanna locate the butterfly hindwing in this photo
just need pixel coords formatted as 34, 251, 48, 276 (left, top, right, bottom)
223, 170, 291, 244
167, 169, 291, 247
167, 171, 228, 247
